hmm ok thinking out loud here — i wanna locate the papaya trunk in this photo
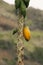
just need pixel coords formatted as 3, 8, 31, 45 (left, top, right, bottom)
17, 16, 24, 65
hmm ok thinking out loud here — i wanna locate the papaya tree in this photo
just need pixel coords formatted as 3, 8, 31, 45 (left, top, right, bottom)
13, 0, 30, 65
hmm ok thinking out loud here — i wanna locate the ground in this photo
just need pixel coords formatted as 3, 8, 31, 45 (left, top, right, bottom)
0, 0, 43, 65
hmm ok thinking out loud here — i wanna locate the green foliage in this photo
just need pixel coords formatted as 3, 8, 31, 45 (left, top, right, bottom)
0, 31, 43, 64
15, 0, 30, 18
3, 58, 16, 65
20, 1, 26, 18
13, 28, 18, 35
30, 47, 43, 64
23, 0, 30, 8
0, 40, 13, 49
15, 0, 21, 9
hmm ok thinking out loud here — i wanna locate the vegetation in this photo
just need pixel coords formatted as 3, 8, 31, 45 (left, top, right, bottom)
20, 1, 26, 18
0, 0, 43, 30
3, 57, 16, 65
15, 0, 30, 18
23, 0, 30, 8
0, 0, 43, 65
0, 31, 43, 65
27, 7, 43, 30
15, 0, 30, 65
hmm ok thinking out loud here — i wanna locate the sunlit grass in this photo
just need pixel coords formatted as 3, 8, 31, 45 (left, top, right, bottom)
31, 30, 43, 38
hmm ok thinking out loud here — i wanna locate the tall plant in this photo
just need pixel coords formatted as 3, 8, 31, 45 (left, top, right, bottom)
14, 0, 30, 65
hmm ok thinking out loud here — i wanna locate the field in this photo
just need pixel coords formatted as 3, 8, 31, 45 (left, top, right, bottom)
0, 0, 43, 65
0, 31, 43, 65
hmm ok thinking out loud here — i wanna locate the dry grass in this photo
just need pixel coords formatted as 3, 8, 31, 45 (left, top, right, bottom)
0, 1, 43, 65
0, 31, 43, 65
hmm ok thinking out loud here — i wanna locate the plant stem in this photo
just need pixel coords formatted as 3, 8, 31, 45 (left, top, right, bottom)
17, 16, 24, 65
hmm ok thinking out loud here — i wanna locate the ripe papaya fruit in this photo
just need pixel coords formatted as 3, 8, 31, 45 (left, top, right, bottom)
23, 25, 31, 41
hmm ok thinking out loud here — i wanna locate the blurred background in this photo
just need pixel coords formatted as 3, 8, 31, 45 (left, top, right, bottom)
0, 0, 43, 65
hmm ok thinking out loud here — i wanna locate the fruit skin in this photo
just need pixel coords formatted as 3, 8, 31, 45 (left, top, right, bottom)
23, 0, 30, 8
23, 26, 31, 41
15, 0, 21, 9
20, 1, 26, 18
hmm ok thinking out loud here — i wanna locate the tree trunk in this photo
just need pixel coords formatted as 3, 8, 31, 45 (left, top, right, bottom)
17, 16, 24, 65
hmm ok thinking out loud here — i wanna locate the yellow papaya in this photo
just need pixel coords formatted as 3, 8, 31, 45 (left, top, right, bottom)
23, 26, 31, 41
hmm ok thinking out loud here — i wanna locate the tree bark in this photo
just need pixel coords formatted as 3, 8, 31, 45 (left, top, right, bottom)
17, 16, 24, 65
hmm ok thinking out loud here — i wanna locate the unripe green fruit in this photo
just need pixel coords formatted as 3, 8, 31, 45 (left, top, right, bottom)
20, 1, 26, 18
23, 0, 30, 8
15, 0, 21, 9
